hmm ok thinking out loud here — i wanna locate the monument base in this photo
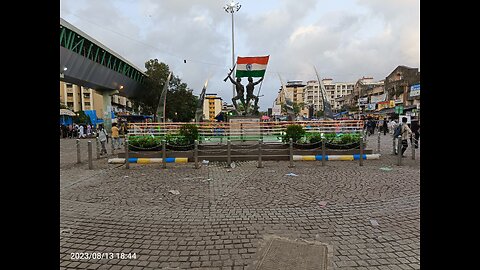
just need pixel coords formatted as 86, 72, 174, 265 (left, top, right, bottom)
228, 116, 261, 142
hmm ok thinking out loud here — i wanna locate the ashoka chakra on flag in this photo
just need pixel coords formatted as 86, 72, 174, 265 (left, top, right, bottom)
235, 56, 269, 78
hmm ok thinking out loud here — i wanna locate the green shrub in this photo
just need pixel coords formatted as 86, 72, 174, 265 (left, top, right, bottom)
128, 135, 162, 149
324, 133, 337, 142
178, 124, 199, 145
282, 124, 305, 143
339, 133, 361, 144
308, 133, 323, 144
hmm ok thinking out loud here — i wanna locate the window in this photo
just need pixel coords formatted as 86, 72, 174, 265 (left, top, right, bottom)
67, 93, 73, 97
66, 83, 73, 88
85, 102, 90, 106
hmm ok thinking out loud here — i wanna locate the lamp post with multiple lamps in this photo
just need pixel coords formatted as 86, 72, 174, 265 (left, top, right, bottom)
224, 1, 241, 98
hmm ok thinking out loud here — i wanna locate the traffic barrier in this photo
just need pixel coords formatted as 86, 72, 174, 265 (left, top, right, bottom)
293, 154, 380, 161
108, 157, 188, 164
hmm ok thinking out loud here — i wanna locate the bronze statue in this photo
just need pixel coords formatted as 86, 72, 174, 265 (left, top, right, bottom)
228, 74, 245, 113
245, 76, 263, 114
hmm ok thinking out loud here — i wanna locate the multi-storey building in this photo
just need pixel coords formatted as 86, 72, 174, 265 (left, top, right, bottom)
304, 79, 354, 113
59, 81, 133, 120
60, 82, 101, 113
384, 66, 420, 107
274, 80, 308, 117
353, 77, 385, 112
203, 93, 223, 121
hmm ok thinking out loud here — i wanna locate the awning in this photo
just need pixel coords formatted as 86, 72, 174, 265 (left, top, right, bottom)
60, 108, 76, 116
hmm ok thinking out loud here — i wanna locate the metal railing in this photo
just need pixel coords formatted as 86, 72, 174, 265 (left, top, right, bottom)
126, 120, 365, 143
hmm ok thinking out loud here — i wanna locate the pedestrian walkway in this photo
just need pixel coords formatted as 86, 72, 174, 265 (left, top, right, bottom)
60, 135, 420, 269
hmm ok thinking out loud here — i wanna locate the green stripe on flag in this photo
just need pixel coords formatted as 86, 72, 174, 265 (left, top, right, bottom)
235, 70, 266, 78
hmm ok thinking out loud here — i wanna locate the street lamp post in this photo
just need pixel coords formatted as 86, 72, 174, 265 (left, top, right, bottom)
224, 1, 241, 98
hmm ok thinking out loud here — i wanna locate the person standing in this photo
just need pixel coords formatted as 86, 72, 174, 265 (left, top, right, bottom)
97, 124, 108, 155
410, 119, 420, 148
78, 124, 84, 138
389, 119, 397, 135
382, 118, 388, 135
399, 117, 413, 157
118, 122, 128, 148
87, 124, 92, 137
111, 123, 120, 149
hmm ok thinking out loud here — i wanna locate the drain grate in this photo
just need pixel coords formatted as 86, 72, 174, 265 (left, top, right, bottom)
255, 238, 328, 270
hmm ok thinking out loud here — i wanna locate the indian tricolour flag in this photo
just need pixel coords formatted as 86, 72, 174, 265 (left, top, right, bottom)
235, 55, 269, 78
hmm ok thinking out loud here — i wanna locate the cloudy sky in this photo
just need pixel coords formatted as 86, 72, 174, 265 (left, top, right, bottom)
60, 0, 419, 111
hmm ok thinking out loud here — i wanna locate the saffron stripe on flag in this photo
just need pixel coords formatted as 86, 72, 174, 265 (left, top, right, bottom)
237, 56, 269, 65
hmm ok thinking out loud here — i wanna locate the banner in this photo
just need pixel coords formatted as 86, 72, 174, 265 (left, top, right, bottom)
377, 101, 390, 110
370, 93, 386, 104
358, 97, 368, 105
272, 104, 282, 116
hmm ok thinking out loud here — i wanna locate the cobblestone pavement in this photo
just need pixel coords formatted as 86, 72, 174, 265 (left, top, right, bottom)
60, 133, 420, 269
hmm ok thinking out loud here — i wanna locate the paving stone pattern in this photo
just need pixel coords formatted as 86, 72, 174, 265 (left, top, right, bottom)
60, 134, 420, 269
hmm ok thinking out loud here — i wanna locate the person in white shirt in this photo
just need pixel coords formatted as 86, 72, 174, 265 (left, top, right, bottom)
78, 125, 85, 138
399, 117, 413, 157
389, 119, 397, 134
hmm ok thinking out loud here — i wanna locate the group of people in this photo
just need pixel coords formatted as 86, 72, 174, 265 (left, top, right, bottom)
60, 123, 96, 139
60, 122, 128, 156
95, 122, 129, 155
362, 116, 420, 157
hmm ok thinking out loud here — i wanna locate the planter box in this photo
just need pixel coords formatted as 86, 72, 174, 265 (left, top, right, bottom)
325, 141, 360, 150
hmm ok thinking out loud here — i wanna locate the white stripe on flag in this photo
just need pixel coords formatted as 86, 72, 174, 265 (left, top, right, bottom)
237, 63, 268, 71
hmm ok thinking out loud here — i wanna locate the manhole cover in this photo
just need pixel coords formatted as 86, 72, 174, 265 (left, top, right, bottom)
255, 238, 328, 270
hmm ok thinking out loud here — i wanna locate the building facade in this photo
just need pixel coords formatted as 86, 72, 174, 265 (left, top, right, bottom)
274, 80, 308, 117
384, 66, 420, 107
304, 79, 354, 113
203, 93, 223, 121
59, 81, 133, 120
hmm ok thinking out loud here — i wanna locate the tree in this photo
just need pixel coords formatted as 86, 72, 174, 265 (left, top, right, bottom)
166, 76, 198, 122
129, 59, 197, 122
292, 102, 305, 117
314, 111, 324, 118
130, 59, 171, 116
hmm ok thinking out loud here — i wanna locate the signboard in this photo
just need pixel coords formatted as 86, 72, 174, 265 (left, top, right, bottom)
394, 105, 404, 114
366, 103, 376, 111
410, 84, 420, 97
389, 100, 395, 108
358, 97, 368, 105
272, 104, 282, 116
377, 101, 390, 110
370, 93, 386, 104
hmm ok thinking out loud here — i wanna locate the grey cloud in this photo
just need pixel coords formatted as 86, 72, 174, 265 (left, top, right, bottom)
60, 0, 419, 111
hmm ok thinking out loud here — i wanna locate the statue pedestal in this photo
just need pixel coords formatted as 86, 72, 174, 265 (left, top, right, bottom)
228, 116, 261, 142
